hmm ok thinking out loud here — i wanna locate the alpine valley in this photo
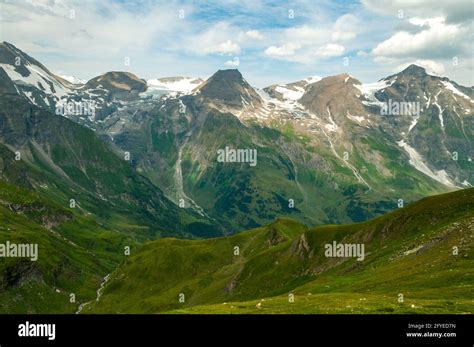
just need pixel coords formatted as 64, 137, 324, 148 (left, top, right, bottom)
0, 42, 472, 313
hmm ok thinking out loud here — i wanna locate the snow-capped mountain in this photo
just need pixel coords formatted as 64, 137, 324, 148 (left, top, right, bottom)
0, 42, 472, 231
0, 41, 72, 108
147, 76, 204, 93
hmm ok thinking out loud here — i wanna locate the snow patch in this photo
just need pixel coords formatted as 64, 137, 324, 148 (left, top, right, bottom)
325, 107, 338, 132
0, 63, 70, 99
304, 76, 322, 84
59, 75, 86, 84
147, 77, 203, 93
274, 84, 305, 101
354, 79, 393, 107
442, 81, 473, 103
397, 140, 455, 187
433, 91, 445, 129
461, 180, 472, 187
346, 110, 365, 124
408, 115, 419, 132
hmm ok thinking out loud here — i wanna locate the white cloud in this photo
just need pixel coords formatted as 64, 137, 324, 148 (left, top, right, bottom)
264, 43, 301, 57
362, 0, 473, 25
207, 40, 241, 55
262, 13, 358, 63
331, 31, 356, 42
284, 25, 328, 44
357, 50, 369, 57
1, 0, 181, 65
363, 0, 473, 86
224, 57, 240, 67
242, 30, 265, 40
332, 14, 358, 42
315, 44, 345, 58
372, 17, 466, 60
181, 22, 243, 56
334, 13, 359, 29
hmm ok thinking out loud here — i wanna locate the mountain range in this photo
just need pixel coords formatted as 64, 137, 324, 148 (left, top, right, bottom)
0, 41, 472, 313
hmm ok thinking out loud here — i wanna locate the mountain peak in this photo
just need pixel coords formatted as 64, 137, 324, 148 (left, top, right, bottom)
0, 41, 52, 76
382, 64, 430, 82
84, 71, 147, 92
197, 69, 261, 108
0, 41, 73, 98
203, 69, 246, 87
211, 69, 243, 79
95, 71, 143, 82
400, 64, 427, 76
299, 73, 364, 116
0, 41, 20, 52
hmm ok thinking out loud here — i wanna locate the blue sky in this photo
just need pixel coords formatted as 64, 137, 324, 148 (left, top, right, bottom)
1, 0, 472, 87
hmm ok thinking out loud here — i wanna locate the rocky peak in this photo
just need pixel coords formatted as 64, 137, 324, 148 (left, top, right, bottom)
197, 69, 262, 108
299, 73, 365, 117
84, 71, 147, 92
399, 64, 428, 77
0, 42, 52, 77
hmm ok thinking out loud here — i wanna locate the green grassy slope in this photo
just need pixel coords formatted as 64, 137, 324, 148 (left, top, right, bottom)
88, 188, 474, 314
0, 180, 133, 313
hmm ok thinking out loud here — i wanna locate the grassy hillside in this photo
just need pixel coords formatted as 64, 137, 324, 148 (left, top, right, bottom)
87, 188, 473, 314
0, 180, 134, 312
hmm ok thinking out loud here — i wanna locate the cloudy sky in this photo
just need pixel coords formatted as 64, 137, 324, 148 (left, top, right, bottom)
0, 0, 472, 87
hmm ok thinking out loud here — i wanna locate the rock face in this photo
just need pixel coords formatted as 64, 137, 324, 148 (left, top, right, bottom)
290, 233, 312, 259
197, 69, 262, 109
83, 71, 147, 95
300, 73, 366, 123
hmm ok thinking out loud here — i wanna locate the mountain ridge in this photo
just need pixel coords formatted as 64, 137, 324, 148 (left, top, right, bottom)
0, 42, 472, 232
